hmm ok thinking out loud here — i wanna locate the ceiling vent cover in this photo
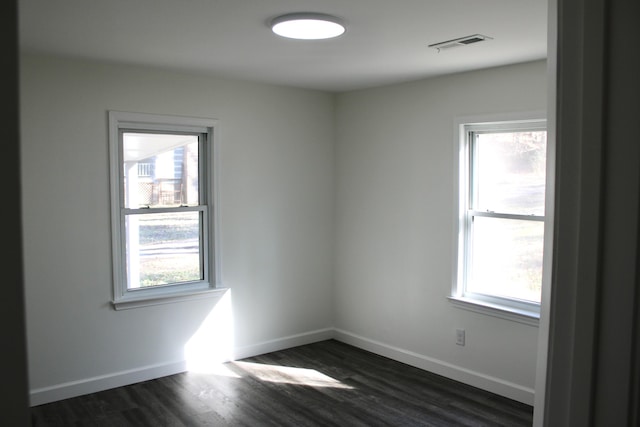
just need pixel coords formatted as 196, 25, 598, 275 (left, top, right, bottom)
428, 34, 492, 51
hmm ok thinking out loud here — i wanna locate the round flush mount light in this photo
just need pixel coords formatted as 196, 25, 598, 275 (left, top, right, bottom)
271, 13, 346, 40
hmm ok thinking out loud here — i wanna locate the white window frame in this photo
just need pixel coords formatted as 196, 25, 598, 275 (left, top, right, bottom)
108, 111, 224, 310
450, 112, 547, 326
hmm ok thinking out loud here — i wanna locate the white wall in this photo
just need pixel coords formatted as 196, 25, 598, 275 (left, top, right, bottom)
21, 54, 547, 406
20, 54, 335, 404
334, 60, 547, 404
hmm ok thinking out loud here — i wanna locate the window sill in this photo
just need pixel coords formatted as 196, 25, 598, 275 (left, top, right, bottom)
448, 296, 539, 326
112, 287, 228, 310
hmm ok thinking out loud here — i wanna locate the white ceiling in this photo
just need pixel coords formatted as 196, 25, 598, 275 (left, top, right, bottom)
18, 0, 548, 92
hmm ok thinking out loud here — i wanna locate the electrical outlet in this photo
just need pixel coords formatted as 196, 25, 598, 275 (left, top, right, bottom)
456, 328, 465, 346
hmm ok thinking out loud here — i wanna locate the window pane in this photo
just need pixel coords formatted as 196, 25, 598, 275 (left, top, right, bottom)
468, 216, 543, 303
123, 133, 200, 208
125, 211, 202, 289
474, 131, 546, 215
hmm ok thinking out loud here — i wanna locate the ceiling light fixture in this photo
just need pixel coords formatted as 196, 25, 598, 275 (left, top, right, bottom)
271, 13, 346, 40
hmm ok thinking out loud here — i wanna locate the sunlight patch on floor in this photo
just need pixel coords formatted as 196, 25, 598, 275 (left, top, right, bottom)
233, 361, 353, 389
192, 362, 243, 379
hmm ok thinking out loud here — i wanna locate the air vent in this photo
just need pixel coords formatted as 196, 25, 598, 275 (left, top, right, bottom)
428, 34, 492, 51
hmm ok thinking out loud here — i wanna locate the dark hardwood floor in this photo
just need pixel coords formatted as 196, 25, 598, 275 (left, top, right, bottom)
30, 340, 533, 426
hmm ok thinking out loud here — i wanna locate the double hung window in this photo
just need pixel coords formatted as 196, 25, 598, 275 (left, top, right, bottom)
452, 116, 547, 321
108, 111, 220, 309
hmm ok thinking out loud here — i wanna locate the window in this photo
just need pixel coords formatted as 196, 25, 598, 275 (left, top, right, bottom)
451, 115, 547, 323
108, 111, 222, 310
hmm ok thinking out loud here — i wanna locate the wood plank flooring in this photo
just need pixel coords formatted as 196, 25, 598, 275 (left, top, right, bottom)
30, 340, 533, 426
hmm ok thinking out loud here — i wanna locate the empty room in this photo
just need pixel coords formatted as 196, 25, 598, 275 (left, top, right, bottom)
11, 0, 640, 426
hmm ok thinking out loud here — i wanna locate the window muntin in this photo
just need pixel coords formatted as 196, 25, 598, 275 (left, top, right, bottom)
456, 119, 547, 314
109, 111, 219, 309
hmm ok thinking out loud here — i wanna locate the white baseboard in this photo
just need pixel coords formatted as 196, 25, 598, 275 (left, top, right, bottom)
232, 328, 335, 360
29, 328, 334, 407
333, 328, 534, 405
30, 327, 533, 407
29, 360, 188, 407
